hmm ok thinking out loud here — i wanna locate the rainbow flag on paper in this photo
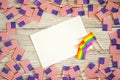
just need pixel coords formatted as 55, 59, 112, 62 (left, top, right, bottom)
76, 32, 96, 60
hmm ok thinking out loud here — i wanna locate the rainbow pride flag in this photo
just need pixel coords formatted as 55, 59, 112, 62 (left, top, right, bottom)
76, 32, 96, 60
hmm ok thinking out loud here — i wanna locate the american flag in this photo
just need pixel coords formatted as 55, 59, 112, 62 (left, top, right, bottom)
99, 57, 109, 70
106, 1, 119, 13
16, 15, 30, 27
84, 63, 98, 79
88, 4, 98, 18
32, 8, 43, 22
45, 3, 60, 15
96, 8, 111, 21
34, 67, 44, 80
6, 59, 20, 73
45, 65, 59, 77
6, 22, 16, 35
112, 12, 120, 25
102, 18, 113, 31
12, 47, 24, 61
19, 5, 33, 17
4, 6, 18, 20
0, 67, 14, 80
20, 59, 34, 73
69, 65, 81, 78
60, 5, 73, 16
4, 39, 19, 50
72, 6, 85, 17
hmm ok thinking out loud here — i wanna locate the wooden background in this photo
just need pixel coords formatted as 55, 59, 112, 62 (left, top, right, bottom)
0, 0, 120, 80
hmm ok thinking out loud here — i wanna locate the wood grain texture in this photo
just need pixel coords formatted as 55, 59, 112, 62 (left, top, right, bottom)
0, 0, 120, 80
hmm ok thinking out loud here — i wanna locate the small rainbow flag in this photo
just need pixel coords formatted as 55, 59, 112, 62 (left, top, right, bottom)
76, 32, 96, 60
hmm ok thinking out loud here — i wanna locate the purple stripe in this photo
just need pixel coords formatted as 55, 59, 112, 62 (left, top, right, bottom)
14, 64, 20, 71
98, 0, 105, 4
102, 24, 108, 31
52, 10, 58, 15
28, 75, 34, 80
19, 9, 26, 15
0, 49, 3, 55
86, 38, 96, 46
37, 9, 43, 16
70, 77, 75, 80
63, 77, 69, 80
73, 65, 80, 71
2, 68, 9, 74
88, 5, 93, 11
112, 61, 118, 68
108, 73, 115, 80
83, 0, 89, 4
54, 0, 62, 4
11, 22, 16, 28
34, 73, 39, 79
101, 8, 107, 13
4, 41, 12, 47
104, 67, 111, 73
18, 21, 25, 27
0, 2, 2, 6
111, 39, 116, 45
0, 37, 2, 41
27, 64, 33, 71
99, 57, 105, 64
45, 68, 52, 74
66, 8, 73, 14
114, 18, 119, 25
16, 54, 22, 61
6, 13, 13, 20
88, 63, 95, 69
34, 0, 41, 6
111, 7, 118, 13
63, 66, 70, 71
16, 76, 24, 80
117, 29, 120, 37
78, 11, 85, 16
116, 44, 120, 49
83, 43, 92, 52
17, 0, 24, 3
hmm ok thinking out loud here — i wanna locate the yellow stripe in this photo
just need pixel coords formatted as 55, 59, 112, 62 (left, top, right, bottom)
76, 49, 83, 59
83, 32, 95, 42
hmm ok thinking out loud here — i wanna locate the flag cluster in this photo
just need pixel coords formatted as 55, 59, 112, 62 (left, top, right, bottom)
0, 0, 119, 30
84, 57, 120, 80
109, 29, 120, 54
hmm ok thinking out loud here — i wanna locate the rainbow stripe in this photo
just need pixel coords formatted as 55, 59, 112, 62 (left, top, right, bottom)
76, 32, 96, 60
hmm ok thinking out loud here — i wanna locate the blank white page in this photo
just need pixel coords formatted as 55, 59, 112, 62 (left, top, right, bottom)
30, 16, 87, 68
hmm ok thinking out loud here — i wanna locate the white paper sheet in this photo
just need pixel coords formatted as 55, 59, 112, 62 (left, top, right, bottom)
30, 16, 87, 68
